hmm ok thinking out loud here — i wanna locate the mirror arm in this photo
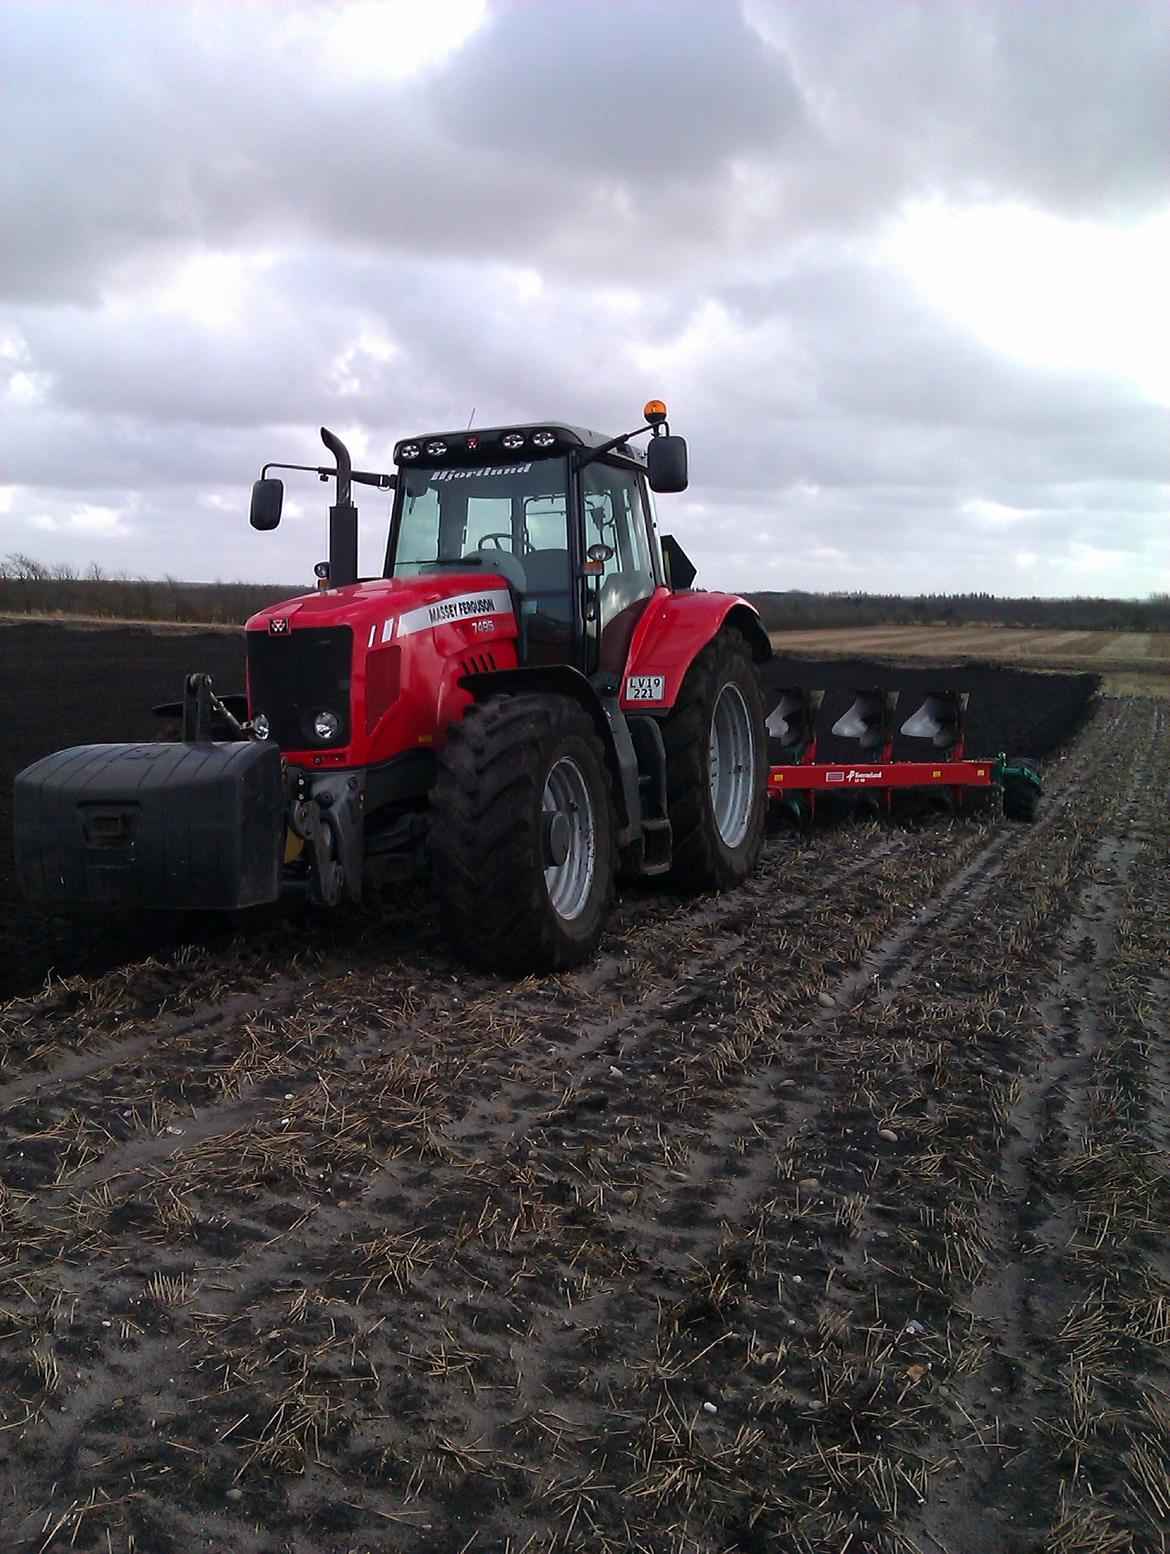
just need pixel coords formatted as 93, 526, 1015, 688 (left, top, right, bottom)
258, 462, 394, 490
574, 420, 662, 473
261, 461, 331, 480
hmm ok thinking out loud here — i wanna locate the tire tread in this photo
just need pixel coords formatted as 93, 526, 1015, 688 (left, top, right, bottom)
661, 631, 767, 891
432, 695, 615, 971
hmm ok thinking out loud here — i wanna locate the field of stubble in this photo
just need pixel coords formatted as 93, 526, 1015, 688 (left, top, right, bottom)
769, 627, 1169, 701
1, 622, 1166, 1554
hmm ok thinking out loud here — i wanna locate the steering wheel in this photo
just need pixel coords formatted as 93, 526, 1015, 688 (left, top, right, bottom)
477, 533, 512, 550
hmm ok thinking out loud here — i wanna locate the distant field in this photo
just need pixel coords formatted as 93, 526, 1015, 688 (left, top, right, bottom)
0, 610, 248, 634
769, 625, 1169, 695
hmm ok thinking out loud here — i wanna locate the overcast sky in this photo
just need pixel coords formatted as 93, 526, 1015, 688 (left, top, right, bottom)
2, 0, 1167, 598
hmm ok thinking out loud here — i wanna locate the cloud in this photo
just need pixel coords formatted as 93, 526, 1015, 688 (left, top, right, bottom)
747, 0, 1170, 221
0, 1, 1166, 597
9, 0, 1164, 302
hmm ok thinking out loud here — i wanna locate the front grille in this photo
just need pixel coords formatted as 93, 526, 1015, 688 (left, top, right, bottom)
247, 626, 353, 749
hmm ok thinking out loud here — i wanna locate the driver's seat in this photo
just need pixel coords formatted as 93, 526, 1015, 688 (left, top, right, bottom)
520, 549, 570, 594
461, 549, 527, 592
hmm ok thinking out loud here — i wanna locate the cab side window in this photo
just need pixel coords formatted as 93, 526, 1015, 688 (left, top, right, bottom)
583, 466, 653, 608
582, 463, 657, 673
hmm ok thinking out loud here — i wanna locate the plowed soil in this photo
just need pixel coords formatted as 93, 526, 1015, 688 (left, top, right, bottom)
2, 622, 1167, 1554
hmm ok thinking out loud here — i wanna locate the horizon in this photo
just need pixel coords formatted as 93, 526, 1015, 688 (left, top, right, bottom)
2, 552, 1165, 609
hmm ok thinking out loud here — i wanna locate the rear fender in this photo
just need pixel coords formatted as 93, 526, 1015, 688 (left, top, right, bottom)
620, 592, 771, 712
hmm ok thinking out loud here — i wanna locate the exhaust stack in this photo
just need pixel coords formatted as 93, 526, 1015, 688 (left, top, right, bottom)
321, 427, 358, 590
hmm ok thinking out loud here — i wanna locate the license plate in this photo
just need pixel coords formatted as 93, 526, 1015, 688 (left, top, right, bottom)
626, 675, 666, 702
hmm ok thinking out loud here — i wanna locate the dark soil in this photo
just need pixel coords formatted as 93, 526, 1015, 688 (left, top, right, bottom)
761, 653, 1099, 765
2, 620, 1166, 1554
1, 622, 1098, 1003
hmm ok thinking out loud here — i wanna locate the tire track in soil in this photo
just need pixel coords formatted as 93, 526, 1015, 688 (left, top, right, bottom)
474, 703, 1159, 1550
0, 701, 1154, 1554
696, 698, 1165, 1554
911, 698, 1169, 1552
1, 823, 1004, 1550
0, 730, 1124, 1541
0, 822, 925, 1207
0, 818, 963, 1550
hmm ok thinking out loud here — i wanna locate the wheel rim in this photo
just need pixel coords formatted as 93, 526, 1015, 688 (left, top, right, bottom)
709, 682, 755, 848
543, 756, 596, 921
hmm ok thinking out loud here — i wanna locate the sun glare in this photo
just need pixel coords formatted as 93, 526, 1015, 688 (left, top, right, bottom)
885, 202, 1170, 404
275, 0, 488, 80
148, 251, 274, 330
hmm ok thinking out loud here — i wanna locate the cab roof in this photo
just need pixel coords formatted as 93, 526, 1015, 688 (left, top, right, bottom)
393, 423, 645, 468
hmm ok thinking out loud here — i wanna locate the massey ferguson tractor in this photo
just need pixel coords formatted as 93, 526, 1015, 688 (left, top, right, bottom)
15, 403, 775, 971
14, 400, 1042, 973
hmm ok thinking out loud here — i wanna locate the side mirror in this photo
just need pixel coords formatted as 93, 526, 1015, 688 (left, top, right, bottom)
647, 434, 688, 494
250, 478, 284, 531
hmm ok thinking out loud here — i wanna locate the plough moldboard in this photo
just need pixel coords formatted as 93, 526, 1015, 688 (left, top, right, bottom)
764, 687, 1042, 822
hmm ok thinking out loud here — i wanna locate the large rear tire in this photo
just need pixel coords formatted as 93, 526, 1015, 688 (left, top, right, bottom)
432, 695, 616, 972
662, 631, 768, 891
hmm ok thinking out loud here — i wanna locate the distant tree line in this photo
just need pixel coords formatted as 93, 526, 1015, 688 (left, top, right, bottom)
0, 555, 293, 625
749, 590, 1170, 634
2, 555, 1168, 634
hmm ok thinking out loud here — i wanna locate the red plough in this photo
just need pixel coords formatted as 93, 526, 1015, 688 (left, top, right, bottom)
766, 688, 1041, 822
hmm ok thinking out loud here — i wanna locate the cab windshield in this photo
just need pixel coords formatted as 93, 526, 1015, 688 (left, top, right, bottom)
387, 457, 571, 598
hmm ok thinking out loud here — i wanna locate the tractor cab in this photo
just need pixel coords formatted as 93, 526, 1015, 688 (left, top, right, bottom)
384, 407, 691, 682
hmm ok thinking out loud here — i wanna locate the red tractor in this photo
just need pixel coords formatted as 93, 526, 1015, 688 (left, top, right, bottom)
15, 403, 772, 971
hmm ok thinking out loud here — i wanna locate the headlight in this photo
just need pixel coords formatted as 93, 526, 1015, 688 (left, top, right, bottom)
313, 710, 341, 742
399, 443, 420, 460
424, 439, 448, 457
501, 432, 526, 450
532, 429, 556, 448
253, 712, 270, 740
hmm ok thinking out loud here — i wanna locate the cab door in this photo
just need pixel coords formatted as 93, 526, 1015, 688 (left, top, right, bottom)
581, 461, 660, 682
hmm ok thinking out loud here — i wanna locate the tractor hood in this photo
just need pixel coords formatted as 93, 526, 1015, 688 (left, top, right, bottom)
246, 569, 515, 640
245, 570, 521, 768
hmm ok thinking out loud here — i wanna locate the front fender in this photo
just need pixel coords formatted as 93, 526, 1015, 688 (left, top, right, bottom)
459, 664, 605, 722
621, 591, 771, 712
458, 664, 637, 837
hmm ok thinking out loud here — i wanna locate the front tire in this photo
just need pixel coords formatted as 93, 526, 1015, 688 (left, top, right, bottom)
662, 631, 768, 891
431, 695, 616, 972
